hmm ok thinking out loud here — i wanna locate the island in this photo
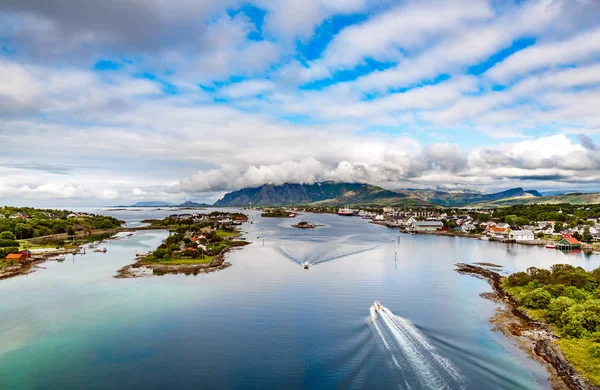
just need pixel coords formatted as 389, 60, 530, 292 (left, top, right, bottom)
457, 262, 600, 389
261, 208, 297, 218
116, 211, 250, 278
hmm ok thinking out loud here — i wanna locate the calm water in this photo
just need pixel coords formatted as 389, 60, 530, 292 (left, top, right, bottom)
2, 208, 599, 389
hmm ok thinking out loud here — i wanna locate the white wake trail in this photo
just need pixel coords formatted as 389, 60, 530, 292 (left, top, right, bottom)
370, 304, 464, 389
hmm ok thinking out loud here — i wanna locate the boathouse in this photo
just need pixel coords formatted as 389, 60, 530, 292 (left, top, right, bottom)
5, 253, 26, 262
556, 236, 581, 250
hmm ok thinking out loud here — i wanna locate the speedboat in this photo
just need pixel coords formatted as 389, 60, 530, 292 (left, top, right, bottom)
302, 262, 310, 269
374, 301, 382, 312
546, 244, 557, 249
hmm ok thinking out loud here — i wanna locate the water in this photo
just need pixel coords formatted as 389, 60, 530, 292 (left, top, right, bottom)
1, 208, 599, 389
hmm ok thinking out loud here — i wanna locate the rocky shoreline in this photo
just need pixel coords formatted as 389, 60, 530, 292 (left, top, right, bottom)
456, 263, 597, 390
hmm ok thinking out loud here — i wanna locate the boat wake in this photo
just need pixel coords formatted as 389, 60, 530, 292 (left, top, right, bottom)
369, 303, 464, 389
278, 236, 380, 268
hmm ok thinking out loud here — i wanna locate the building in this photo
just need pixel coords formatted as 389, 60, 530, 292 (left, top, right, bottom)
458, 223, 476, 233
412, 221, 443, 232
556, 236, 581, 250
486, 226, 511, 239
509, 230, 535, 241
5, 253, 26, 262
19, 250, 32, 258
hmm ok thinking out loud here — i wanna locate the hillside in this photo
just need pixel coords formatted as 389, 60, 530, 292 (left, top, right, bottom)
394, 187, 541, 207
474, 192, 600, 207
213, 182, 413, 207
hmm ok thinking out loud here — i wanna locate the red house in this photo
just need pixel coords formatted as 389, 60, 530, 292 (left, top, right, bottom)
6, 253, 26, 262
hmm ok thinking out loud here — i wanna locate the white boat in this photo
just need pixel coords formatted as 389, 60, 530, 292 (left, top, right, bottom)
546, 244, 557, 249
301, 262, 310, 269
50, 255, 65, 261
374, 301, 382, 312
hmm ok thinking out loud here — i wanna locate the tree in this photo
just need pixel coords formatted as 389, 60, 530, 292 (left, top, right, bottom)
521, 288, 552, 309
0, 231, 15, 240
154, 248, 168, 259
546, 297, 575, 326
67, 226, 76, 237
536, 232, 545, 239
15, 224, 33, 239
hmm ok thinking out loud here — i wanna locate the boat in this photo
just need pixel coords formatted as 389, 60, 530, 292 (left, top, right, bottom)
94, 247, 107, 253
50, 255, 65, 262
545, 244, 557, 249
374, 301, 382, 312
337, 208, 354, 216
302, 262, 310, 269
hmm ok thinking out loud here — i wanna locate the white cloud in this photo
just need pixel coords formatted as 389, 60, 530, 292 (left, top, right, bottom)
486, 26, 600, 83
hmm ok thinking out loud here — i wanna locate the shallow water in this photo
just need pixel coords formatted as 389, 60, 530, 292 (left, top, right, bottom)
1, 208, 598, 389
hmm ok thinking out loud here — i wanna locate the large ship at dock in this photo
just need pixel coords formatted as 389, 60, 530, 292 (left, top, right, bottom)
337, 208, 355, 216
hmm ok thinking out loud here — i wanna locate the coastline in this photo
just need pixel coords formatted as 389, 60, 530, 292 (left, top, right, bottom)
456, 263, 597, 390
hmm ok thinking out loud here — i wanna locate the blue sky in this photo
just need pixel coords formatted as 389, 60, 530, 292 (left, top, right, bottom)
0, 0, 600, 206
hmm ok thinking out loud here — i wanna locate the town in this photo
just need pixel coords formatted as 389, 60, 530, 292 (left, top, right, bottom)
268, 203, 600, 251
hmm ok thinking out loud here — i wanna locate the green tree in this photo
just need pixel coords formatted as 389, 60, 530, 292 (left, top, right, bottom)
0, 231, 16, 240
546, 297, 575, 326
154, 248, 168, 259
521, 288, 552, 309
15, 224, 33, 239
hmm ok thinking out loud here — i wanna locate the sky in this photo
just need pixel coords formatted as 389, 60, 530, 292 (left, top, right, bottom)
1, 0, 600, 206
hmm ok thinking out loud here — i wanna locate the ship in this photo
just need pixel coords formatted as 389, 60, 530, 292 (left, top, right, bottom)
337, 208, 354, 216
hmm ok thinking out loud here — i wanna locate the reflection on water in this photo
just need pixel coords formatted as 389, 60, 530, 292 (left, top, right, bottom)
1, 208, 599, 389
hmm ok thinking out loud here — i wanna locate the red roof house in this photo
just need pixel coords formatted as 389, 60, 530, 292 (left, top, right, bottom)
6, 253, 26, 262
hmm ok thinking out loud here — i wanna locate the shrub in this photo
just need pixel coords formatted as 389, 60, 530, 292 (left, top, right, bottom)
563, 286, 588, 302
546, 297, 575, 326
154, 248, 168, 259
506, 272, 531, 287
590, 345, 600, 358
0, 239, 20, 248
0, 231, 16, 240
521, 288, 553, 309
545, 284, 566, 298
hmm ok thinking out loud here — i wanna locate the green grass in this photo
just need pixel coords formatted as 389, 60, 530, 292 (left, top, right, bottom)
18, 240, 56, 250
557, 339, 600, 386
216, 230, 238, 238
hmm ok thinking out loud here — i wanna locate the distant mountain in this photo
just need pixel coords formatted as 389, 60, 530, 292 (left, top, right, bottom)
130, 201, 173, 207
476, 192, 600, 207
177, 201, 211, 208
391, 187, 541, 207
213, 183, 546, 208
213, 182, 420, 207
126, 200, 209, 208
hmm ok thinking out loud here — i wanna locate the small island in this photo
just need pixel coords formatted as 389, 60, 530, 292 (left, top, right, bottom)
116, 211, 250, 278
261, 208, 297, 218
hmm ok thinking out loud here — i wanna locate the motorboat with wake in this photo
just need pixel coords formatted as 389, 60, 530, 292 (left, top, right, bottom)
301, 262, 310, 269
374, 301, 383, 312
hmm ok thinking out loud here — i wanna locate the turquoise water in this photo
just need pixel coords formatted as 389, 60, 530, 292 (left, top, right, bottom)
1, 209, 598, 389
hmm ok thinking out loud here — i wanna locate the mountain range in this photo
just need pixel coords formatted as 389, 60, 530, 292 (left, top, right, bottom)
213, 182, 599, 208
126, 201, 211, 208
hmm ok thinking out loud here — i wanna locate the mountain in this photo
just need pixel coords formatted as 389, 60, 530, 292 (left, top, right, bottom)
177, 201, 211, 207
213, 182, 420, 207
127, 200, 209, 207
213, 183, 545, 208
475, 192, 600, 207
130, 201, 173, 207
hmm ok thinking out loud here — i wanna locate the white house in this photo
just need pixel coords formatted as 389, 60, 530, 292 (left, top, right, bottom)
509, 230, 535, 241
459, 223, 476, 233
